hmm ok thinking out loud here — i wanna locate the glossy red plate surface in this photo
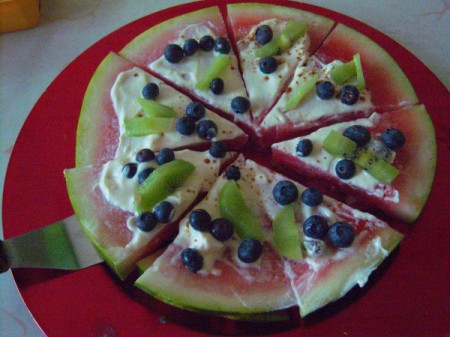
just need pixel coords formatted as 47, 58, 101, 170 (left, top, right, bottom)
3, 1, 449, 336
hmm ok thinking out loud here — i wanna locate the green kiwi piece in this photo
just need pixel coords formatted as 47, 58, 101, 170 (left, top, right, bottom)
124, 117, 174, 137
323, 130, 357, 158
353, 53, 366, 90
273, 204, 303, 260
366, 158, 399, 185
329, 60, 356, 84
353, 150, 376, 169
196, 54, 230, 90
284, 74, 318, 111
137, 97, 178, 118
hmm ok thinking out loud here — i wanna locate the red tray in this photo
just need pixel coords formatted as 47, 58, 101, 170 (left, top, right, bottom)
3, 1, 449, 336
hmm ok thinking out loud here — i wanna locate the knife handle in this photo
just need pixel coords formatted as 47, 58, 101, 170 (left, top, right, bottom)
0, 240, 11, 273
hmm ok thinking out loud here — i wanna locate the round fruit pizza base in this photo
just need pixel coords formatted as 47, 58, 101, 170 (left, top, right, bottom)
2, 0, 449, 336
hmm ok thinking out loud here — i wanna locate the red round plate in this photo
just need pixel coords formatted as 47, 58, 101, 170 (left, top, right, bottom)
3, 1, 449, 336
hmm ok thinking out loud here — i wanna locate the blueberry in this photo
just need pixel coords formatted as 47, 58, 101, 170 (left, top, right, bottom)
301, 188, 323, 207
185, 102, 205, 121
136, 148, 155, 163
316, 81, 335, 100
181, 248, 203, 273
199, 35, 214, 52
214, 37, 231, 54
335, 159, 356, 180
273, 180, 298, 205
210, 78, 224, 95
122, 163, 137, 179
176, 116, 196, 135
339, 85, 359, 105
138, 167, 154, 184
259, 56, 278, 74
209, 141, 227, 158
155, 201, 175, 223
343, 125, 371, 147
225, 165, 240, 181
164, 44, 184, 64
238, 238, 263, 263
296, 139, 313, 157
380, 128, 405, 150
142, 83, 159, 100
303, 215, 328, 239
255, 25, 273, 45
183, 38, 199, 56
210, 218, 234, 242
196, 120, 218, 140
328, 222, 355, 248
136, 211, 158, 232
189, 209, 212, 232
231, 96, 250, 114
156, 148, 175, 165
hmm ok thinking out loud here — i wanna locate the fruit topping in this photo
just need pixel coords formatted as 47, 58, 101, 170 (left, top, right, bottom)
343, 125, 371, 147
296, 139, 313, 157
285, 74, 318, 111
122, 163, 137, 179
323, 130, 357, 158
164, 44, 184, 63
368, 140, 395, 163
238, 238, 263, 263
209, 78, 224, 95
189, 209, 212, 232
366, 158, 399, 185
273, 180, 299, 205
209, 218, 234, 242
301, 188, 323, 207
353, 53, 366, 90
231, 96, 250, 114
124, 117, 173, 137
225, 165, 240, 181
138, 167, 154, 184
380, 128, 405, 150
137, 98, 177, 118
136, 211, 158, 232
155, 201, 175, 223
142, 83, 159, 100
199, 35, 214, 52
255, 24, 273, 45
196, 119, 218, 139
181, 248, 203, 273
209, 141, 227, 158
327, 222, 355, 248
196, 54, 230, 90
183, 38, 200, 56
329, 60, 356, 84
316, 81, 335, 100
273, 204, 303, 260
259, 56, 278, 74
353, 151, 376, 169
156, 148, 175, 165
214, 37, 231, 54
176, 116, 196, 135
185, 102, 205, 121
335, 159, 356, 179
339, 85, 360, 105
303, 215, 328, 240
136, 148, 155, 163
218, 180, 264, 241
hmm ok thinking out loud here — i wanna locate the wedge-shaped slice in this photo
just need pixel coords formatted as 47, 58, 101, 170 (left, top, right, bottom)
64, 149, 235, 279
227, 3, 334, 125
120, 7, 250, 125
136, 156, 403, 317
272, 105, 436, 222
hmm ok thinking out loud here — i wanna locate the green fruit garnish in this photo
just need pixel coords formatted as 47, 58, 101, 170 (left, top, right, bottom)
353, 151, 376, 169
284, 74, 318, 111
273, 204, 303, 260
366, 158, 399, 185
124, 117, 174, 137
135, 159, 195, 213
329, 60, 356, 84
137, 97, 178, 118
353, 53, 366, 90
282, 21, 307, 41
323, 130, 357, 158
196, 54, 230, 90
218, 180, 264, 241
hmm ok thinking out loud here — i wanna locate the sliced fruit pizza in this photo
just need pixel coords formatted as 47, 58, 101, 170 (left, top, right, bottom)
65, 1, 436, 325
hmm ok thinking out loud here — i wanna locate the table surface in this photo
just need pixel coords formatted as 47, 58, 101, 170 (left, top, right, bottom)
0, 1, 448, 336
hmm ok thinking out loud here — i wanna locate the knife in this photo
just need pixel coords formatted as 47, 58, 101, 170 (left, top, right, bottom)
0, 215, 103, 273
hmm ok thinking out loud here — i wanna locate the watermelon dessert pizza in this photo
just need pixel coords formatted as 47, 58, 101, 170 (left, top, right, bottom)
62, 0, 437, 329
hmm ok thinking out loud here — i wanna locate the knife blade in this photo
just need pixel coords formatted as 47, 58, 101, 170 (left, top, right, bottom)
0, 215, 103, 273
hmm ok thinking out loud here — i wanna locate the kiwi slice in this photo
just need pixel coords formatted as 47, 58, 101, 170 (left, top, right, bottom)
284, 74, 318, 111
353, 150, 376, 169
135, 159, 195, 213
323, 130, 357, 158
218, 180, 264, 241
366, 158, 399, 185
329, 60, 356, 84
273, 204, 303, 260
196, 55, 230, 90
124, 117, 174, 137
137, 97, 178, 118
353, 53, 366, 90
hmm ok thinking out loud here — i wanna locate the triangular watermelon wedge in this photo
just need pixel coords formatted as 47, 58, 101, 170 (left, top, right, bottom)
227, 3, 334, 125
65, 149, 236, 280
272, 105, 436, 222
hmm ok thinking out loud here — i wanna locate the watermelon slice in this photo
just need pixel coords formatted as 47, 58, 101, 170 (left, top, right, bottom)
120, 7, 250, 125
136, 156, 403, 316
227, 3, 334, 125
272, 105, 436, 222
65, 149, 236, 279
